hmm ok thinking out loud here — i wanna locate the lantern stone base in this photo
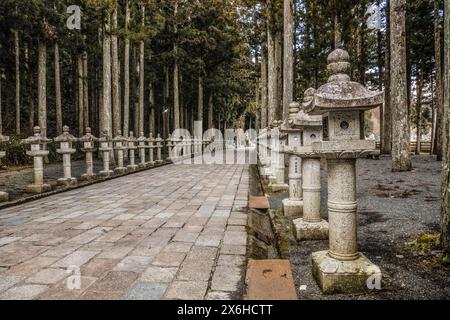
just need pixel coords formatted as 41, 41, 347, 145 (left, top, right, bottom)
80, 174, 95, 182
127, 165, 138, 171
293, 218, 328, 241
156, 160, 163, 164
99, 170, 113, 177
57, 177, 77, 187
0, 191, 9, 202
26, 183, 51, 194
114, 167, 127, 174
312, 250, 382, 294
282, 199, 303, 217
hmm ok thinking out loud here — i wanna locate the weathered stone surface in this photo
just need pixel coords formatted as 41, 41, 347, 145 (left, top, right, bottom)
0, 284, 49, 300
26, 268, 68, 285
164, 281, 208, 300
123, 282, 168, 300
293, 218, 329, 241
282, 199, 304, 217
312, 250, 382, 294
140, 266, 178, 283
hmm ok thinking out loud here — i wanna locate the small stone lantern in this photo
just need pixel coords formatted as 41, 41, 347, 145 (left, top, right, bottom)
0, 134, 10, 202
79, 127, 98, 181
54, 125, 78, 186
290, 90, 328, 241
155, 134, 163, 163
98, 130, 113, 176
166, 134, 173, 160
148, 133, 156, 166
137, 132, 147, 168
307, 49, 383, 294
280, 103, 303, 217
269, 121, 288, 192
127, 131, 138, 171
23, 126, 52, 193
113, 130, 127, 174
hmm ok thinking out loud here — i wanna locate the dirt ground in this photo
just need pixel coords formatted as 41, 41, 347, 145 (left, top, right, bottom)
269, 155, 450, 300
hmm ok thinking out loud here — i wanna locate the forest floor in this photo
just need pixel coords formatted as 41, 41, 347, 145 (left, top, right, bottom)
269, 155, 450, 300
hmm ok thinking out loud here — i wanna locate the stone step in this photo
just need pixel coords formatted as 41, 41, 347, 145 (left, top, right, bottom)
243, 259, 298, 300
249, 196, 270, 211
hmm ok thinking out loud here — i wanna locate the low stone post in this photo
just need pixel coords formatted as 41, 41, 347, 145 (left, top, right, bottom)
127, 131, 138, 171
0, 134, 10, 202
166, 134, 173, 160
54, 125, 78, 186
137, 132, 147, 168
23, 126, 51, 193
270, 121, 288, 192
155, 134, 163, 163
147, 133, 155, 166
79, 127, 98, 181
99, 130, 113, 176
307, 49, 382, 294
113, 130, 127, 174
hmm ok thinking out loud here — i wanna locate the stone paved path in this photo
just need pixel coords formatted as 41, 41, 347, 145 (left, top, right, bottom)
0, 163, 250, 300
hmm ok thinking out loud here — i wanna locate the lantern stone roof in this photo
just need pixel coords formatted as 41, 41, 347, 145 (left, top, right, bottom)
54, 126, 78, 143
79, 127, 98, 142
304, 49, 383, 115
23, 126, 52, 145
98, 130, 111, 143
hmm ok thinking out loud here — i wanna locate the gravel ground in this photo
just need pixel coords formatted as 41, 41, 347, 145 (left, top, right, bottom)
269, 155, 450, 300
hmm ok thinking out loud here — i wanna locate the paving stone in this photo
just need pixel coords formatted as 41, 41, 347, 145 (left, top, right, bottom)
185, 246, 218, 261
0, 275, 23, 293
223, 231, 247, 246
162, 242, 192, 253
210, 265, 243, 292
81, 258, 119, 278
113, 256, 152, 273
52, 250, 100, 268
123, 282, 168, 300
152, 252, 186, 267
0, 236, 22, 247
41, 244, 81, 258
140, 266, 178, 283
217, 255, 246, 267
177, 259, 215, 281
87, 271, 138, 293
220, 245, 246, 256
38, 276, 98, 300
26, 268, 68, 285
97, 246, 134, 260
0, 284, 49, 300
205, 291, 232, 300
195, 233, 223, 247
164, 281, 208, 300
6, 256, 59, 277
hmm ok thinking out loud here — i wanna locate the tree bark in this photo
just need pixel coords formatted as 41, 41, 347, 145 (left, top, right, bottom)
139, 4, 145, 135
83, 52, 89, 129
101, 11, 112, 137
173, 1, 180, 130
149, 82, 155, 136
112, 5, 121, 137
267, 28, 276, 126
441, 0, 450, 263
208, 93, 213, 129
198, 75, 203, 123
283, 0, 294, 121
38, 40, 47, 138
261, 47, 268, 129
382, 0, 392, 154
54, 43, 62, 135
14, 30, 20, 136
275, 31, 283, 121
123, 1, 130, 137
25, 42, 34, 135
435, 0, 444, 160
415, 67, 423, 155
77, 54, 84, 135
390, 0, 412, 172
334, 10, 342, 49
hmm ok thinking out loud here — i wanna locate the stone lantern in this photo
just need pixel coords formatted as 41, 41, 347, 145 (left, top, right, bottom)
281, 103, 304, 217
166, 134, 173, 160
23, 126, 51, 193
127, 131, 138, 171
98, 130, 113, 176
79, 127, 98, 181
0, 134, 10, 202
113, 130, 127, 174
307, 49, 383, 294
137, 132, 147, 168
146, 133, 155, 166
270, 120, 288, 192
155, 134, 163, 163
290, 90, 328, 240
54, 125, 78, 186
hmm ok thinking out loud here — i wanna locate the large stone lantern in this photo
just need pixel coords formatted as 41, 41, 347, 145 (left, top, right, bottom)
99, 130, 113, 176
79, 127, 98, 180
54, 125, 78, 186
306, 49, 383, 294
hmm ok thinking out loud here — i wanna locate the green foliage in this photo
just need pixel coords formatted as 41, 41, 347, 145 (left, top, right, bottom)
1, 135, 29, 166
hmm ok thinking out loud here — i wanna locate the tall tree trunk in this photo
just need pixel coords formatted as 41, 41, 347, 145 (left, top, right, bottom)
14, 30, 20, 135
261, 47, 268, 129
208, 93, 213, 129
441, 0, 450, 263
267, 28, 276, 126
101, 12, 112, 138
283, 0, 294, 121
275, 31, 283, 121
38, 40, 47, 138
382, 0, 392, 154
334, 10, 342, 49
415, 67, 423, 155
390, 0, 412, 172
435, 0, 444, 160
83, 52, 89, 129
0, 73, 2, 134
78, 54, 84, 135
123, 1, 130, 137
256, 77, 260, 131
25, 42, 34, 135
149, 82, 155, 135
173, 1, 180, 130
163, 66, 169, 138
112, 5, 121, 137
55, 43, 62, 135
139, 4, 145, 135
198, 75, 203, 123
